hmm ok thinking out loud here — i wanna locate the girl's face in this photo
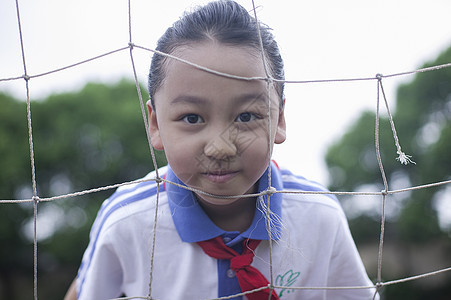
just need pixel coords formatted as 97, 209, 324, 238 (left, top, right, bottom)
147, 41, 286, 206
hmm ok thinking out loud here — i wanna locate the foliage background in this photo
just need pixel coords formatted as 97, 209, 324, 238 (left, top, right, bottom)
0, 80, 167, 299
325, 45, 451, 298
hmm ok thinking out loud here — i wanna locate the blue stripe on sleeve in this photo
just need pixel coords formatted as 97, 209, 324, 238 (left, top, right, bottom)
77, 182, 163, 297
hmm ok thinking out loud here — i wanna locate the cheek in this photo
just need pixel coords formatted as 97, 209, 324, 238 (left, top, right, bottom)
235, 124, 271, 152
166, 151, 196, 185
239, 133, 271, 165
164, 140, 197, 165
163, 137, 203, 182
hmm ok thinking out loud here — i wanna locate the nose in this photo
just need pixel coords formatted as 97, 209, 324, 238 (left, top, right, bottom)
203, 129, 237, 160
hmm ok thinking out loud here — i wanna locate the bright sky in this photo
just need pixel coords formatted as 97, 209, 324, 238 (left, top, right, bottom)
1, 0, 451, 186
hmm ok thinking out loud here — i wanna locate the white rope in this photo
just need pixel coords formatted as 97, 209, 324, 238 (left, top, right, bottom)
377, 74, 415, 165
13, 0, 39, 299
249, 0, 277, 294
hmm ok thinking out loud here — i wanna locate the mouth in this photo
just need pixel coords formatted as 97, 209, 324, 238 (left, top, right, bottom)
202, 170, 239, 183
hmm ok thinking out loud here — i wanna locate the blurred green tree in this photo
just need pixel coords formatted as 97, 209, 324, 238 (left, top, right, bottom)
0, 80, 166, 299
325, 45, 451, 299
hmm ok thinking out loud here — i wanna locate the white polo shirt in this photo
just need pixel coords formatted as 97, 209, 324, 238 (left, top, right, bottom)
76, 162, 378, 299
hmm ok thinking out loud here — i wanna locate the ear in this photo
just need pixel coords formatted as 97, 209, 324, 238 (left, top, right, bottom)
146, 100, 164, 151
274, 103, 286, 144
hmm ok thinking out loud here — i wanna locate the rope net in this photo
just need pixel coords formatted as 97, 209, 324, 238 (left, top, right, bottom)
1, 0, 450, 299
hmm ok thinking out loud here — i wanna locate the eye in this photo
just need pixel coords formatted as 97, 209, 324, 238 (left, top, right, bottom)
236, 112, 258, 123
182, 114, 204, 124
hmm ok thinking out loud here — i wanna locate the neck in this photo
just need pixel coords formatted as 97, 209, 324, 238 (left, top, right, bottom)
197, 195, 257, 232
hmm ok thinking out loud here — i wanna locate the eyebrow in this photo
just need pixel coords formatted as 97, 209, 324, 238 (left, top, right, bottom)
235, 93, 269, 104
170, 93, 270, 106
170, 96, 209, 106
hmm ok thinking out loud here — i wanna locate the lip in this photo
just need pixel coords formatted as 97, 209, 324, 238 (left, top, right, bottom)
203, 170, 238, 183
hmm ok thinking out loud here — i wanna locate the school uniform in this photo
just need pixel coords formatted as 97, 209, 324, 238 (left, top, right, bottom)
76, 162, 378, 299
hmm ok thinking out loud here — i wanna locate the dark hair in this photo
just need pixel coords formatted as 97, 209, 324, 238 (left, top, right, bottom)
148, 0, 285, 108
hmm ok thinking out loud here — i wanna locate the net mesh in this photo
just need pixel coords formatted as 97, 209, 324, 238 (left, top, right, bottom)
1, 0, 450, 299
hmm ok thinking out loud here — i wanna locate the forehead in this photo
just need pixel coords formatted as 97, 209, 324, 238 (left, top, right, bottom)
154, 41, 276, 105
171, 41, 265, 76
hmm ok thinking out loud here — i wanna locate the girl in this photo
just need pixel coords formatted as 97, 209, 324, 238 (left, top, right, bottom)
68, 1, 378, 299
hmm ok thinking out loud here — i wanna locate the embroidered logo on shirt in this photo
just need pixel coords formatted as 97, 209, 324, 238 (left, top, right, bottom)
275, 269, 300, 298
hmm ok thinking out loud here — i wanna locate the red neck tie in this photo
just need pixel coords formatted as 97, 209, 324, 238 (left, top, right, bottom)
197, 236, 280, 300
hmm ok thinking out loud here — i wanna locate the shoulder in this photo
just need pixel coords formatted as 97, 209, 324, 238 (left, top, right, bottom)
275, 167, 352, 247
90, 166, 170, 236
278, 166, 337, 201
277, 166, 345, 218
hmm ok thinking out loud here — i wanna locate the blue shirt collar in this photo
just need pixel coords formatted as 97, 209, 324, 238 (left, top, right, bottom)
166, 161, 283, 243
